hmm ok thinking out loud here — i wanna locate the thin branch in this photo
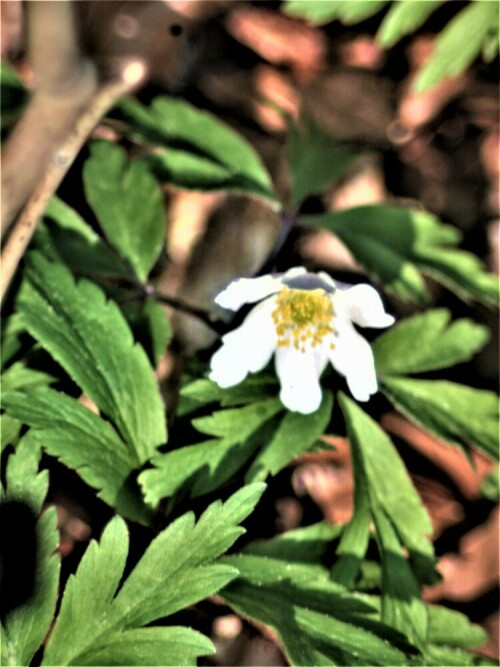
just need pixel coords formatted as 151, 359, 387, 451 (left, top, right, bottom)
0, 73, 144, 304
153, 289, 230, 335
1, 0, 98, 233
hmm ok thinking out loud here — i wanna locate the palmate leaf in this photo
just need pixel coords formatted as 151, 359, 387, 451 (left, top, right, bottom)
1, 440, 59, 667
245, 391, 334, 482
2, 388, 151, 523
221, 523, 488, 666
220, 554, 408, 666
414, 0, 500, 93
141, 391, 332, 506
381, 377, 499, 459
287, 118, 360, 210
303, 206, 499, 304
139, 399, 283, 506
83, 141, 165, 283
337, 394, 434, 646
18, 253, 166, 463
41, 484, 265, 666
282, 0, 389, 25
115, 96, 278, 207
373, 309, 490, 375
178, 375, 278, 415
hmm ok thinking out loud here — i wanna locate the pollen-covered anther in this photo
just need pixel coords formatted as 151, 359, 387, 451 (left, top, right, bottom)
272, 287, 335, 352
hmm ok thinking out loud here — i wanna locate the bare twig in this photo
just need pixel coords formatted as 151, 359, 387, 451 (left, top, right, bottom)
154, 289, 229, 334
0, 72, 145, 304
1, 0, 98, 233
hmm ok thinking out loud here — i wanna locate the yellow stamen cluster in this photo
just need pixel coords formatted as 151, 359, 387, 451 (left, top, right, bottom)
272, 287, 335, 352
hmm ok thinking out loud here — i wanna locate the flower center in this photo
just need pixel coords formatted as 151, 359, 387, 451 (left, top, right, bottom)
272, 287, 335, 352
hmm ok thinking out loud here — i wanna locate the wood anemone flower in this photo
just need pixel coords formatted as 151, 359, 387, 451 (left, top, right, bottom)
209, 267, 394, 414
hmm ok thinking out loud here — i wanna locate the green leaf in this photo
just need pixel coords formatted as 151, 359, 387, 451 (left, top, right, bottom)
376, 1, 442, 48
480, 465, 499, 501
303, 206, 499, 303
116, 96, 279, 206
1, 313, 27, 369
374, 309, 489, 376
287, 119, 360, 210
1, 361, 55, 392
338, 394, 433, 644
246, 391, 333, 481
282, 0, 388, 25
74, 627, 214, 667
427, 605, 487, 649
414, 1, 500, 92
241, 521, 342, 563
339, 393, 433, 560
37, 196, 131, 279
422, 645, 496, 666
18, 253, 166, 462
1, 440, 60, 667
0, 414, 22, 448
139, 399, 282, 505
381, 377, 499, 459
178, 374, 278, 415
220, 554, 408, 666
121, 297, 171, 368
2, 388, 151, 523
84, 140, 165, 283
42, 484, 264, 666
372, 507, 428, 647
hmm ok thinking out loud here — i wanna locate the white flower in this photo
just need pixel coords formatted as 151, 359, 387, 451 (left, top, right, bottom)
209, 267, 394, 414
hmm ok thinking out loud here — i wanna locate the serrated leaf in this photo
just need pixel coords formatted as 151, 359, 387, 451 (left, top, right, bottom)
339, 393, 433, 559
283, 0, 388, 25
372, 507, 428, 647
414, 1, 499, 92
303, 206, 499, 303
139, 399, 282, 505
2, 388, 151, 523
220, 554, 408, 666
1, 361, 55, 392
75, 627, 214, 667
427, 605, 487, 649
84, 140, 165, 282
374, 309, 489, 376
246, 391, 333, 481
376, 1, 442, 48
1, 313, 27, 369
0, 414, 22, 448
116, 96, 278, 206
287, 119, 360, 210
18, 253, 166, 462
43, 485, 264, 666
241, 521, 342, 563
338, 394, 433, 644
178, 375, 278, 415
37, 196, 131, 279
381, 377, 499, 459
1, 440, 59, 666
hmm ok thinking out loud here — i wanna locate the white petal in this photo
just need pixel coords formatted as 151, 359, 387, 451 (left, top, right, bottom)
209, 300, 276, 387
215, 274, 283, 311
328, 321, 378, 402
282, 266, 308, 279
275, 345, 327, 414
336, 284, 394, 328
317, 271, 337, 290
